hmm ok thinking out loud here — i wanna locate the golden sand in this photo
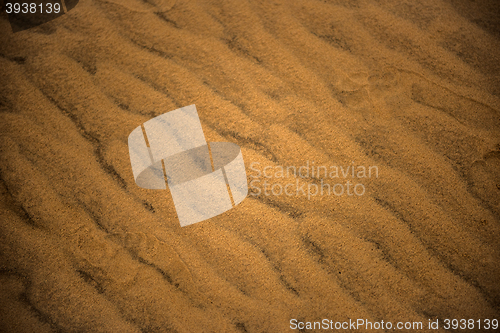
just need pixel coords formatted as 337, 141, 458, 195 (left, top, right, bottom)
0, 0, 499, 331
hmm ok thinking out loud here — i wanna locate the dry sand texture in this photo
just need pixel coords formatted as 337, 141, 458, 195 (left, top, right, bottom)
1, 0, 500, 332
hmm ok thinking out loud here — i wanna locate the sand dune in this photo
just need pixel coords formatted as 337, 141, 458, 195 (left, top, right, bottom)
0, 0, 499, 332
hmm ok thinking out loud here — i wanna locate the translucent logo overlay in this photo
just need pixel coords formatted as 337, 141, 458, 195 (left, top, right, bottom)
128, 105, 248, 227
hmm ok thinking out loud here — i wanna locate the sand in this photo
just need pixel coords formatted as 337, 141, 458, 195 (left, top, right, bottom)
0, 0, 499, 332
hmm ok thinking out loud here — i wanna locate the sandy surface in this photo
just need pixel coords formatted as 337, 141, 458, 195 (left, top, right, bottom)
0, 0, 499, 332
